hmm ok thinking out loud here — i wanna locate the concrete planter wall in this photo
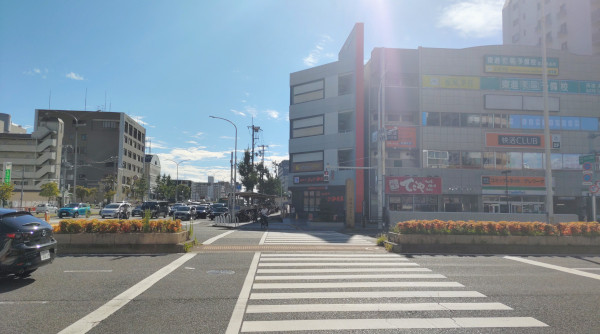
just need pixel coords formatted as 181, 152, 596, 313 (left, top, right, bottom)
387, 232, 600, 254
54, 231, 189, 254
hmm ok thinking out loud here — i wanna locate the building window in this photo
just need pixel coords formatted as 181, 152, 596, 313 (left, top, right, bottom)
441, 113, 460, 127
102, 120, 117, 128
291, 115, 324, 138
338, 111, 353, 133
422, 112, 440, 126
338, 73, 353, 96
291, 79, 324, 104
561, 42, 568, 50
337, 149, 353, 169
291, 151, 324, 173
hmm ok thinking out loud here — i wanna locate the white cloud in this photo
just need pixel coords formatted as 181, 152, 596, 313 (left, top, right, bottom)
24, 68, 47, 79
66, 72, 84, 80
264, 109, 279, 119
303, 35, 334, 67
192, 132, 204, 139
130, 115, 154, 128
231, 109, 246, 117
437, 0, 503, 38
186, 140, 198, 145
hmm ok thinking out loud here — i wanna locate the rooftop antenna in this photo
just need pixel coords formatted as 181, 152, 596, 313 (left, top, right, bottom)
104, 91, 107, 111
85, 88, 87, 111
48, 89, 51, 109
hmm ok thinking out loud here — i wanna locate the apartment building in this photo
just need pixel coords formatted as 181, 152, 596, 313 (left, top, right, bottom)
0, 115, 63, 206
35, 109, 146, 203
503, 0, 600, 56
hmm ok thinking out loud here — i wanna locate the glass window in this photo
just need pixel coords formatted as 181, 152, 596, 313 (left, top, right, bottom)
460, 113, 480, 127
563, 154, 581, 169
507, 152, 522, 169
422, 112, 440, 126
461, 152, 482, 168
292, 80, 324, 104
291, 115, 324, 138
448, 151, 461, 168
523, 153, 543, 169
551, 153, 563, 169
483, 152, 495, 169
338, 149, 353, 169
338, 73, 353, 95
495, 152, 509, 169
338, 111, 353, 133
481, 114, 493, 128
494, 114, 508, 128
441, 113, 460, 127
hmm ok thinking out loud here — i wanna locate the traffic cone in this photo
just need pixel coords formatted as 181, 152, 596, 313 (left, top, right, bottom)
45, 212, 49, 222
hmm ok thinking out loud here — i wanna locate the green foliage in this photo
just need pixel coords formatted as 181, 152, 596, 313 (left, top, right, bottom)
376, 234, 388, 246
75, 185, 95, 202
176, 184, 190, 202
143, 209, 152, 232
154, 174, 175, 201
131, 176, 148, 201
0, 183, 14, 206
39, 182, 60, 202
86, 208, 91, 218
238, 149, 258, 192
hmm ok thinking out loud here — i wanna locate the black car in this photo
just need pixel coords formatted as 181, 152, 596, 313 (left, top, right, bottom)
208, 207, 229, 220
194, 205, 210, 219
173, 206, 195, 221
0, 209, 57, 278
131, 205, 143, 217
141, 201, 169, 218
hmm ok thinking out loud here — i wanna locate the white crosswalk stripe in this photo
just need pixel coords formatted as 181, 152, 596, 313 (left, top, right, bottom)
260, 231, 373, 245
229, 250, 549, 333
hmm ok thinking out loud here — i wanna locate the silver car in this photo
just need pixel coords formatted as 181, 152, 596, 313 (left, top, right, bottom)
100, 202, 132, 219
35, 203, 58, 214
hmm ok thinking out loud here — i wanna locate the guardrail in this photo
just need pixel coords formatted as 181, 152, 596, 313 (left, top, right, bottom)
213, 214, 239, 228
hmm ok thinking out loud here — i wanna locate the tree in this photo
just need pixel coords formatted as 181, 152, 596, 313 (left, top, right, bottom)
100, 174, 117, 203
154, 174, 175, 201
0, 183, 14, 207
39, 182, 60, 203
131, 177, 148, 201
75, 185, 94, 202
175, 184, 190, 202
238, 149, 258, 192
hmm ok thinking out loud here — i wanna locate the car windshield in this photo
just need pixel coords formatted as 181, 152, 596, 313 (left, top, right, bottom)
176, 207, 190, 211
215, 207, 228, 212
65, 204, 79, 208
105, 204, 120, 209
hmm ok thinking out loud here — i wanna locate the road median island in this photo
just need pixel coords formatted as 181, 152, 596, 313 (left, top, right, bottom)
386, 220, 600, 255
53, 218, 193, 254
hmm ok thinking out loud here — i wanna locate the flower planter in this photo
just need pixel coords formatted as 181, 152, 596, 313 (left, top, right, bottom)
54, 231, 190, 254
387, 232, 600, 255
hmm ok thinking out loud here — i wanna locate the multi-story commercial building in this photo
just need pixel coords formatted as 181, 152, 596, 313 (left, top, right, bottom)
35, 109, 146, 203
0, 115, 63, 206
277, 160, 290, 195
289, 23, 365, 224
144, 154, 161, 199
503, 0, 600, 56
0, 113, 27, 134
289, 23, 600, 223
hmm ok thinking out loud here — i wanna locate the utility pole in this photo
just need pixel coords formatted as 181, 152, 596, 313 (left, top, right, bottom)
257, 145, 268, 191
248, 119, 261, 165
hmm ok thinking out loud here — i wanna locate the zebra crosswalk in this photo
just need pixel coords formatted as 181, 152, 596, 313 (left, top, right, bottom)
227, 250, 548, 333
259, 230, 374, 246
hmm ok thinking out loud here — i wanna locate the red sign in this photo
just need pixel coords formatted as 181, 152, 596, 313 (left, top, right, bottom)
386, 127, 417, 149
385, 176, 442, 194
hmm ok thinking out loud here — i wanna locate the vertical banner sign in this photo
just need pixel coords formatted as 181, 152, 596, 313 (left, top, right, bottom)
3, 162, 12, 185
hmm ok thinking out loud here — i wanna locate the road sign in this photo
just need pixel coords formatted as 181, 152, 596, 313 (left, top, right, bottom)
583, 162, 593, 171
591, 184, 600, 194
583, 172, 593, 185
579, 154, 595, 164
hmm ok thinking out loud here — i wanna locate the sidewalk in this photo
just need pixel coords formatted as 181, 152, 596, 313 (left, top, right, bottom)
282, 216, 381, 236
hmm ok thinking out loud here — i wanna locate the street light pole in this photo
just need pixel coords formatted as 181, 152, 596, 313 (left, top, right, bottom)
166, 159, 189, 202
501, 170, 511, 214
210, 116, 237, 222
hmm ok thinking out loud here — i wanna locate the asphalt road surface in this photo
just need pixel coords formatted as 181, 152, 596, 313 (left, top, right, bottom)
1, 219, 599, 333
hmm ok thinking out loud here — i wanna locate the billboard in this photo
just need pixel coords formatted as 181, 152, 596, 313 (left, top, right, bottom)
386, 176, 442, 194
385, 127, 417, 148
486, 133, 544, 148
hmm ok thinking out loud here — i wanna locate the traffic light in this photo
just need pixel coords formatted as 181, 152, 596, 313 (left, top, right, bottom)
323, 170, 329, 182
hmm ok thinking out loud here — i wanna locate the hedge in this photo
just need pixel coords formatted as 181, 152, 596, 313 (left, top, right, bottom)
53, 218, 182, 234
394, 220, 600, 237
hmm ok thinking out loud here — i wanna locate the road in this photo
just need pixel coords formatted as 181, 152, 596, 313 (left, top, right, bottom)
1, 218, 599, 333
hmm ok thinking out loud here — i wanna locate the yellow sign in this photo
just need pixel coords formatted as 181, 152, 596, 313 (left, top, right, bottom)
422, 75, 480, 90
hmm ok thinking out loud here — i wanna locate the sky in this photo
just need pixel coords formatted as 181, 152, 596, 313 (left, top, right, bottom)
0, 0, 505, 183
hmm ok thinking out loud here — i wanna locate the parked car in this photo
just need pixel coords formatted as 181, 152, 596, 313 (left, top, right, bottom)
100, 202, 132, 219
173, 206, 195, 221
0, 209, 57, 278
169, 204, 186, 217
141, 201, 169, 218
209, 206, 229, 220
58, 203, 91, 218
34, 203, 58, 214
131, 205, 143, 217
194, 204, 210, 219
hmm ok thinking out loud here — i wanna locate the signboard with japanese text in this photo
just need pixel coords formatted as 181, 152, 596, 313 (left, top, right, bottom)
293, 174, 326, 184
486, 133, 544, 148
2, 162, 11, 185
385, 127, 417, 149
482, 175, 546, 195
291, 160, 324, 173
385, 176, 442, 195
422, 75, 480, 90
484, 55, 559, 75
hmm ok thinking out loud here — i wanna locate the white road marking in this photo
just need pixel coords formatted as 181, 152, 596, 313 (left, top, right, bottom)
504, 256, 600, 281
64, 270, 113, 273
259, 257, 409, 261
246, 302, 512, 313
225, 252, 260, 334
256, 267, 428, 273
254, 273, 446, 280
57, 253, 196, 334
572, 268, 600, 271
0, 301, 48, 305
250, 290, 487, 300
252, 281, 464, 289
258, 231, 268, 245
241, 317, 547, 332
260, 253, 401, 257
258, 262, 418, 267
202, 230, 235, 245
